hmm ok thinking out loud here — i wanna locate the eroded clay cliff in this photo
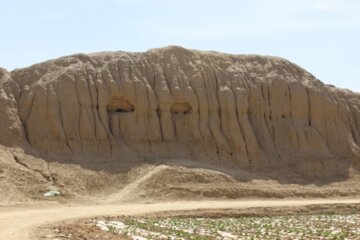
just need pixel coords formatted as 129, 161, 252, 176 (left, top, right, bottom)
1, 46, 360, 177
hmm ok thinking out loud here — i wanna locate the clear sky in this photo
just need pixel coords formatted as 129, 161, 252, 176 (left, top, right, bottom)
1, 0, 359, 92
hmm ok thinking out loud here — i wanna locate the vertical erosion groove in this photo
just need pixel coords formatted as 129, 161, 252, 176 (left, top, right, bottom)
306, 87, 312, 127
53, 81, 73, 154
213, 71, 231, 155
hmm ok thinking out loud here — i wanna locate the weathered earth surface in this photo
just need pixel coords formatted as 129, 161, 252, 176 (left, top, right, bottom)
1, 46, 360, 203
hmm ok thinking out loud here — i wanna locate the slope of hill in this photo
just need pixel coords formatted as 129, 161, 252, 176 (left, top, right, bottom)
1, 46, 360, 203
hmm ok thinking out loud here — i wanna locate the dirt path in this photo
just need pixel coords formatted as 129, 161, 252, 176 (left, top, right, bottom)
1, 198, 360, 240
104, 165, 169, 203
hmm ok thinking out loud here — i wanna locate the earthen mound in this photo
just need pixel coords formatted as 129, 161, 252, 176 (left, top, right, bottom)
1, 46, 360, 202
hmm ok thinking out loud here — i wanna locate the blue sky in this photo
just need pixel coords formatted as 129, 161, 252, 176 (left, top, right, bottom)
1, 0, 359, 92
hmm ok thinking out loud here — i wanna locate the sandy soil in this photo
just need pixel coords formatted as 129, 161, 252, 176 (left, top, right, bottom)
2, 148, 360, 239
3, 148, 360, 205
1, 198, 360, 240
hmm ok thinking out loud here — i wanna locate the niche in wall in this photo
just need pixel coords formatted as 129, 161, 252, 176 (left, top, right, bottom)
107, 97, 135, 113
170, 102, 192, 114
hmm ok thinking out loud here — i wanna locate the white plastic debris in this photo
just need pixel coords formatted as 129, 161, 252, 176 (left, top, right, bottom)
95, 220, 126, 232
217, 230, 238, 239
43, 190, 60, 197
131, 236, 147, 240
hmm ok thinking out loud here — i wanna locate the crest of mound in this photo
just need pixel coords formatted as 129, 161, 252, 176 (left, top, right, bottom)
1, 46, 360, 180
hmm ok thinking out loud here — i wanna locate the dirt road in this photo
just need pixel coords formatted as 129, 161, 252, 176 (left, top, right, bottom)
1, 198, 360, 240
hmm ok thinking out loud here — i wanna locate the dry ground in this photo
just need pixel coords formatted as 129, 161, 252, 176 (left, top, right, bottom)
1, 199, 360, 240
2, 147, 360, 239
2, 146, 360, 206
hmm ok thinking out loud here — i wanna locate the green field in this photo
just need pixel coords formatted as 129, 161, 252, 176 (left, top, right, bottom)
95, 214, 360, 240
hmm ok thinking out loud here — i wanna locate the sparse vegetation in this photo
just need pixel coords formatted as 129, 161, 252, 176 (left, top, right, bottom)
92, 214, 360, 240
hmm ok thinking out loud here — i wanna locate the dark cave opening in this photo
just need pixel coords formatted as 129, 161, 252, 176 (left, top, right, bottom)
107, 97, 135, 113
